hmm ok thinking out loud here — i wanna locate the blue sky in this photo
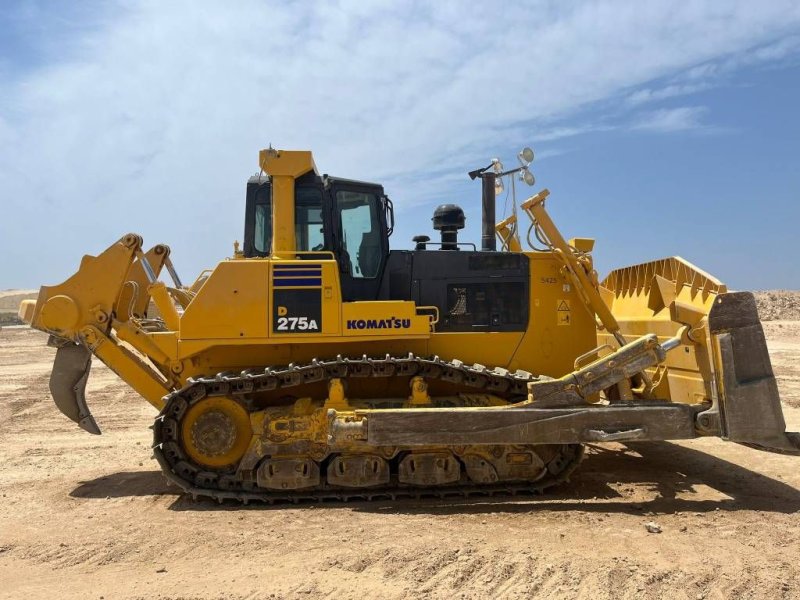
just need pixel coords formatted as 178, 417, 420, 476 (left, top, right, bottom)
1, 1, 799, 290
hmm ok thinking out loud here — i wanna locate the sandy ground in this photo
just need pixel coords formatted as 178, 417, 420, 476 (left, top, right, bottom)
0, 324, 799, 600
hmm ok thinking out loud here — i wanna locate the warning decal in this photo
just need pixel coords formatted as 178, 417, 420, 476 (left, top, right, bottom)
557, 299, 571, 326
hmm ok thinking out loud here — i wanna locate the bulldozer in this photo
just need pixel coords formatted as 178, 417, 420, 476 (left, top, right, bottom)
18, 146, 799, 503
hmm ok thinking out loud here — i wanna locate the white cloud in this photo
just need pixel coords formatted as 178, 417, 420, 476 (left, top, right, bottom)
625, 82, 712, 107
624, 35, 800, 107
631, 106, 709, 133
1, 1, 800, 285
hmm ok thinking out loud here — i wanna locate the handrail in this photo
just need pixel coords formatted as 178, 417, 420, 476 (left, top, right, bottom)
416, 305, 440, 328
285, 250, 337, 260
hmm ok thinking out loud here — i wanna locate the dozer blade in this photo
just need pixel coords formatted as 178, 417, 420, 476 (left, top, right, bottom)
49, 342, 100, 435
710, 292, 800, 455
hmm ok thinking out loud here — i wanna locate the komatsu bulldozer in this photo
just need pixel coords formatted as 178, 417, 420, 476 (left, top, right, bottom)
19, 147, 799, 503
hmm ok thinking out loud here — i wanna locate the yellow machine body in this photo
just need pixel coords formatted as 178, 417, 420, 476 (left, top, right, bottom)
21, 148, 798, 503
28, 246, 604, 403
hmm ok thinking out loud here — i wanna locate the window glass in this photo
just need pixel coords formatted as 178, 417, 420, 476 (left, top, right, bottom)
336, 191, 381, 278
295, 188, 325, 251
254, 202, 271, 254
253, 186, 325, 254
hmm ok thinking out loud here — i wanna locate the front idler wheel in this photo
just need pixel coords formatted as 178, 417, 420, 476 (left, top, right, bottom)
180, 397, 252, 469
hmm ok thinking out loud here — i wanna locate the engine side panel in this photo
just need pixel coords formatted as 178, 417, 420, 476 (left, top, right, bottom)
512, 252, 598, 377
380, 249, 597, 377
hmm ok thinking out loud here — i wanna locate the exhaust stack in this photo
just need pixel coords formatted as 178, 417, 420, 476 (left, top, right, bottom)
481, 172, 496, 251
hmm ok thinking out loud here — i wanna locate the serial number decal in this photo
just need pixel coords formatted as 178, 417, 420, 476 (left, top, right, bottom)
276, 314, 319, 331
272, 289, 322, 334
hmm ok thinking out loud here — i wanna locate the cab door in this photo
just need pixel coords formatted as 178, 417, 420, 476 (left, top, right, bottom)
328, 181, 389, 301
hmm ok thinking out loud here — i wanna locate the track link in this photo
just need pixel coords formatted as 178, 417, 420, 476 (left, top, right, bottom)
152, 354, 584, 504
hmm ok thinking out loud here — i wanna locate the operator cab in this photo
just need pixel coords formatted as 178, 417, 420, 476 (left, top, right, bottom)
243, 172, 394, 301
243, 167, 531, 333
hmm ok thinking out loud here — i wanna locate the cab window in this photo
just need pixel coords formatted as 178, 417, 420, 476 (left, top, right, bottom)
253, 186, 272, 254
253, 185, 325, 254
336, 190, 381, 278
295, 188, 325, 251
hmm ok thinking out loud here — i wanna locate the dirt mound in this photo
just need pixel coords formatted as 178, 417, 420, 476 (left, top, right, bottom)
0, 290, 37, 326
752, 290, 800, 321
0, 290, 37, 310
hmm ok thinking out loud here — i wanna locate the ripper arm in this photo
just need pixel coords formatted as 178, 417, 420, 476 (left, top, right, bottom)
20, 234, 181, 432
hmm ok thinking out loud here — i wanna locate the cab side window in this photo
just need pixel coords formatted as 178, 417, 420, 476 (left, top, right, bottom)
336, 190, 381, 278
253, 186, 272, 254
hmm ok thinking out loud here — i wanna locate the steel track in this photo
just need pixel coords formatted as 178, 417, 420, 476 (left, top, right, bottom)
152, 354, 584, 504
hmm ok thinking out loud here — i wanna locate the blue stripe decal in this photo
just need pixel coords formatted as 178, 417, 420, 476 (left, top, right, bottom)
273, 264, 322, 270
274, 270, 322, 278
273, 278, 322, 287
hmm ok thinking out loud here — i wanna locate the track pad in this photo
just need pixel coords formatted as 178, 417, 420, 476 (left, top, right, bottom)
50, 343, 100, 435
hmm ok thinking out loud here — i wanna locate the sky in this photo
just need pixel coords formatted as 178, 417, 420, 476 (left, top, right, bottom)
1, 1, 799, 290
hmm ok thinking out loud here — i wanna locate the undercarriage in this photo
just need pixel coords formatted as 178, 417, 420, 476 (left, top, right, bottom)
153, 355, 588, 503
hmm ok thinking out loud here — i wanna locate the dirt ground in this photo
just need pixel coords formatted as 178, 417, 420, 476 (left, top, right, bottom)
1, 323, 799, 600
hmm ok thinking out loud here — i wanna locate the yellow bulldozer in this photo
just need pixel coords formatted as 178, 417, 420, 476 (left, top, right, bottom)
19, 146, 799, 503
